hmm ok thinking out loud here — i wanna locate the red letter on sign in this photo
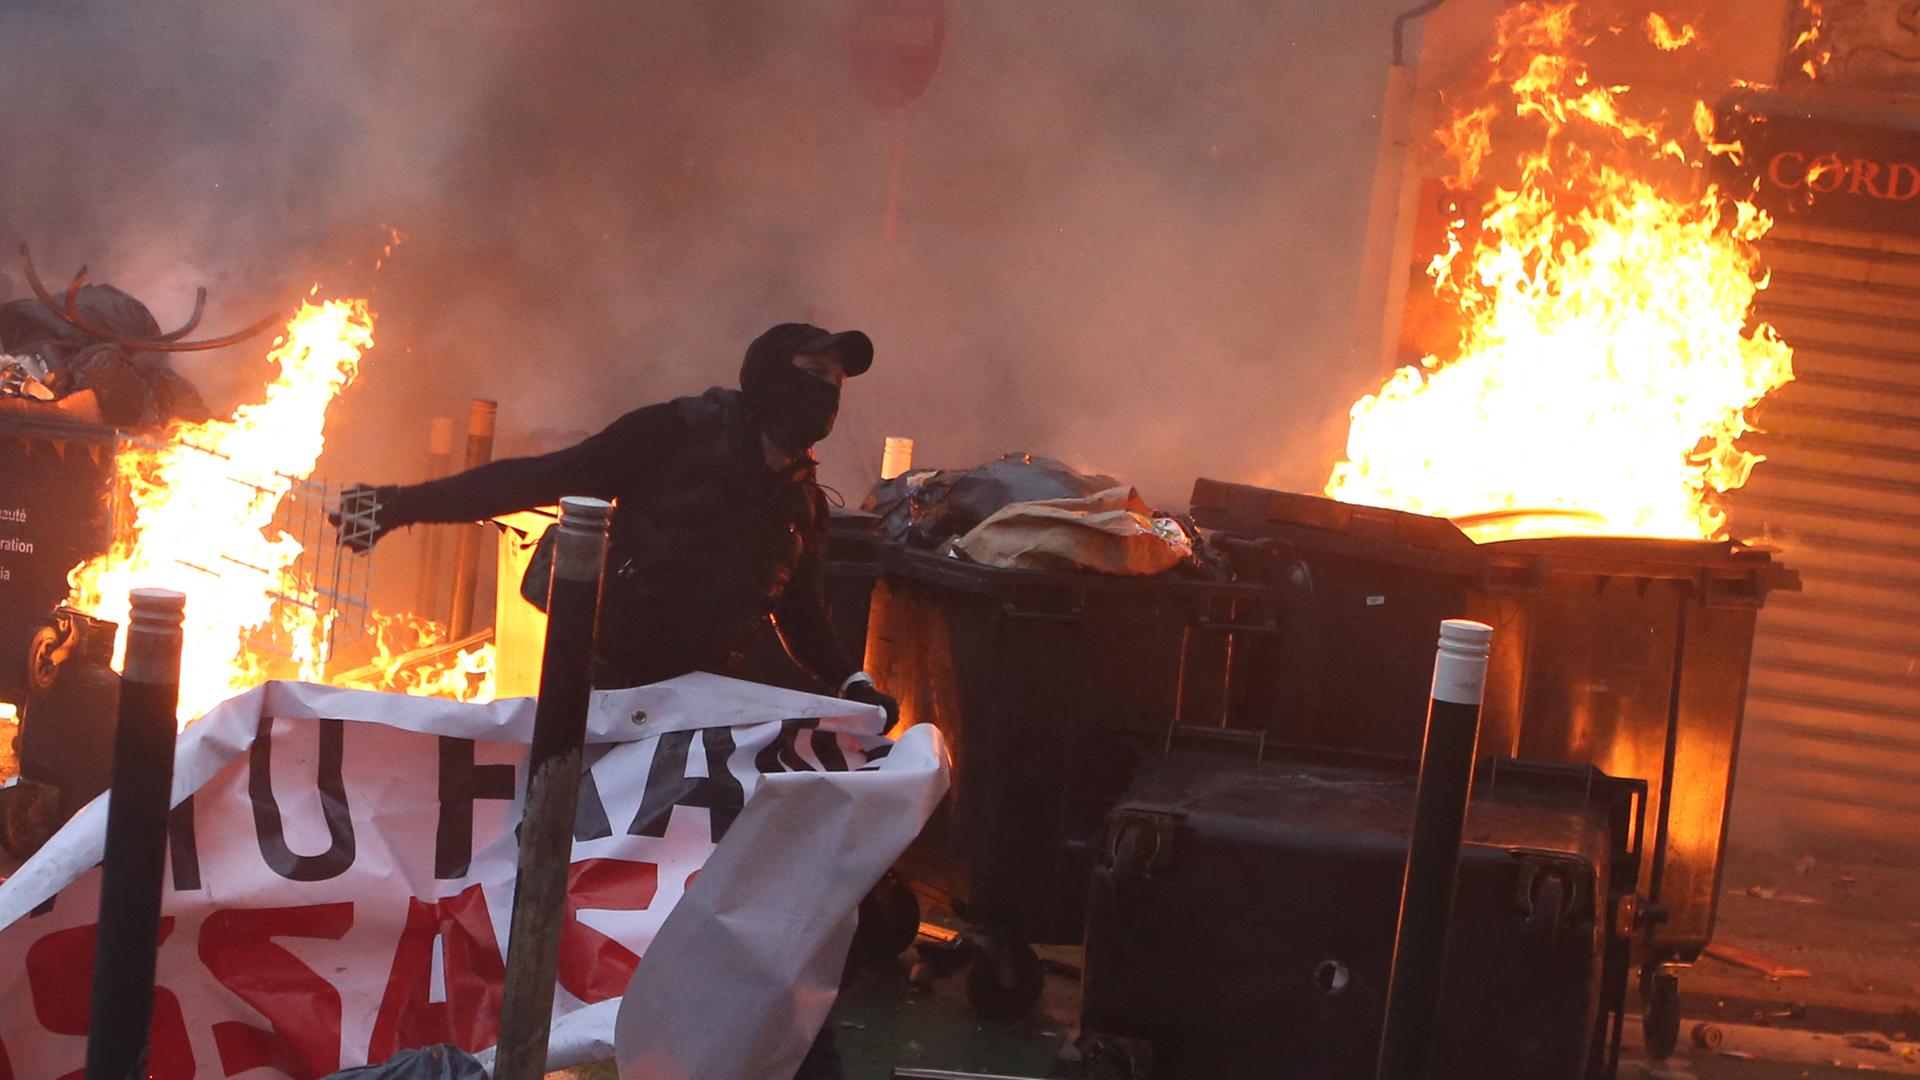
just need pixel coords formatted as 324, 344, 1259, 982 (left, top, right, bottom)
24, 920, 195, 1080
369, 884, 505, 1059
199, 903, 354, 1077
557, 859, 659, 1003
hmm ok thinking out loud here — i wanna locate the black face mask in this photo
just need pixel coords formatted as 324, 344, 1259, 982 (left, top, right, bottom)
752, 365, 841, 453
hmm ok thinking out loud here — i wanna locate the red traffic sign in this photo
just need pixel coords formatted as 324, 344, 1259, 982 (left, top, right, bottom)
848, 0, 948, 112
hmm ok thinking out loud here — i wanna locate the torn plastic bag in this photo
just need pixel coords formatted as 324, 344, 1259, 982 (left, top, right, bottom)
954, 486, 1193, 575
319, 1044, 487, 1080
862, 452, 1117, 547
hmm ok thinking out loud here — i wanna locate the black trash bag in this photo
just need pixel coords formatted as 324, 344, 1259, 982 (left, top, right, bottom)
0, 284, 164, 360
318, 1044, 488, 1080
134, 352, 213, 424
861, 451, 1119, 548
59, 344, 152, 426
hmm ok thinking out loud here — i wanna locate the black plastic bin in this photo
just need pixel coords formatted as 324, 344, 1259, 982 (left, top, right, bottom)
1080, 752, 1645, 1079
865, 549, 1284, 949
1188, 479, 1796, 1014
0, 414, 117, 707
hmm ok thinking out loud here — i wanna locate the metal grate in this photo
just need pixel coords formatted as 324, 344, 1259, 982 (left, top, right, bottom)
114, 433, 375, 670
263, 477, 376, 663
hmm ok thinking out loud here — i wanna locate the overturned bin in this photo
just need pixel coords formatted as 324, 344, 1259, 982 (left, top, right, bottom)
1190, 479, 1797, 1034
866, 547, 1283, 1012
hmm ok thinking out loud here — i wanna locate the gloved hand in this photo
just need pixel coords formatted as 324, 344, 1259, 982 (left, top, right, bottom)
841, 674, 900, 729
326, 484, 402, 553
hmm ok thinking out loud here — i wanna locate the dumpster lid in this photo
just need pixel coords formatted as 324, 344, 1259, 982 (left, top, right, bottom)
1188, 478, 1799, 601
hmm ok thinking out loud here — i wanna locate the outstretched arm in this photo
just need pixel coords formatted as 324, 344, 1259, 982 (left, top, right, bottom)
348, 402, 678, 540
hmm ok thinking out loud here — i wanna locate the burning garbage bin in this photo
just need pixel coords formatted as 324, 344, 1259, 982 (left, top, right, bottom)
1189, 478, 1796, 1047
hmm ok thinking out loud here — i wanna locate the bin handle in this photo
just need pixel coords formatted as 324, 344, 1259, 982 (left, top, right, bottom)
1000, 594, 1087, 623
1163, 724, 1266, 761
1195, 607, 1281, 636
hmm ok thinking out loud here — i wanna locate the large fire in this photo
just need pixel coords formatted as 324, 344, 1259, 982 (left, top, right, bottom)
66, 294, 494, 724
1326, 2, 1796, 542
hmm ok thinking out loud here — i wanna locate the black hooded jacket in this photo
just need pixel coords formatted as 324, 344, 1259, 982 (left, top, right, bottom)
373, 387, 854, 689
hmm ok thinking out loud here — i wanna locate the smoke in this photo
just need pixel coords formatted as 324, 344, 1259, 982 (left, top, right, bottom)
1, 0, 1417, 509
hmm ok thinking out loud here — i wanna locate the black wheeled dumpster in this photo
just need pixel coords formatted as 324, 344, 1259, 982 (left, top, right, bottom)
865, 548, 1284, 1013
1079, 752, 1645, 1079
1189, 478, 1797, 1056
0, 413, 117, 707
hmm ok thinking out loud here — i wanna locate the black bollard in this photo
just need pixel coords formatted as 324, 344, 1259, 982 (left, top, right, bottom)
1377, 618, 1493, 1080
494, 495, 611, 1079
85, 588, 186, 1080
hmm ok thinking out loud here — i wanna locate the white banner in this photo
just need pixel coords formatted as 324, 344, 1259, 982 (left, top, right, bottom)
0, 675, 948, 1079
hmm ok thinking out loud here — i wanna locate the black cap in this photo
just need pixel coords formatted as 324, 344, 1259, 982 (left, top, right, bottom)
747, 322, 873, 377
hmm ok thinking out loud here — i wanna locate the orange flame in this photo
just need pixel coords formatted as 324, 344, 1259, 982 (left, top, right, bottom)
1789, 0, 1831, 81
66, 297, 494, 723
1645, 13, 1697, 52
1326, 3, 1795, 542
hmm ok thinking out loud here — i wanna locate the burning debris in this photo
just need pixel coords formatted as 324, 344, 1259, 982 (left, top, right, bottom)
57, 294, 494, 724
1326, 2, 1797, 543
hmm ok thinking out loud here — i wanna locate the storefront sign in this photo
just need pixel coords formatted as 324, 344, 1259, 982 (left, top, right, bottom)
1714, 108, 1920, 236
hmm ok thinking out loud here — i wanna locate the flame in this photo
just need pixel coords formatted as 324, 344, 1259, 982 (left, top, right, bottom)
66, 297, 494, 723
1326, 3, 1794, 543
1789, 0, 1831, 81
1645, 13, 1697, 51
328, 612, 496, 702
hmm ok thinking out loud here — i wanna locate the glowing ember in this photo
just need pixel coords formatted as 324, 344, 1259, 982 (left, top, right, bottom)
1326, 2, 1795, 543
66, 296, 494, 723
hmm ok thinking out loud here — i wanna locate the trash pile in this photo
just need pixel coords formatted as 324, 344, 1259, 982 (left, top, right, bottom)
0, 252, 276, 428
862, 452, 1215, 578
0, 281, 215, 427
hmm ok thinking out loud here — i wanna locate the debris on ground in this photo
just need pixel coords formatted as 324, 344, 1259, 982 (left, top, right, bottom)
1706, 941, 1814, 980
1745, 884, 1825, 904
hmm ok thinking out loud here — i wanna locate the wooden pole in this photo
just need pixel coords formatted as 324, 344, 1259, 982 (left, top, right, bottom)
85, 588, 185, 1080
493, 496, 611, 1078
448, 400, 497, 639
414, 416, 456, 621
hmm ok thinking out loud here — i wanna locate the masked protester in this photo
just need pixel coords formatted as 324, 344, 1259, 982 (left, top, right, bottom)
332, 323, 897, 1078
337, 322, 894, 709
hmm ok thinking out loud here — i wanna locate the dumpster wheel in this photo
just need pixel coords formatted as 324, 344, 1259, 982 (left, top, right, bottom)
1080, 1034, 1153, 1080
854, 871, 922, 958
1642, 970, 1681, 1060
0, 780, 63, 860
26, 624, 63, 693
965, 934, 1044, 1021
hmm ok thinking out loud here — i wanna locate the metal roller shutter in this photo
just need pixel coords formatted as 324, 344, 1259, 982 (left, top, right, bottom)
1726, 221, 1920, 849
